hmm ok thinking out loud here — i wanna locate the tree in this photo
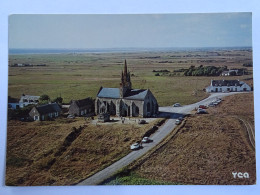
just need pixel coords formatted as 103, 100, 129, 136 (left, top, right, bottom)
53, 97, 63, 104
39, 94, 50, 102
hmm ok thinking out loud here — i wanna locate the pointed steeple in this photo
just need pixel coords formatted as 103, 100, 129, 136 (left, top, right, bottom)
121, 71, 124, 83
120, 60, 132, 98
124, 59, 127, 76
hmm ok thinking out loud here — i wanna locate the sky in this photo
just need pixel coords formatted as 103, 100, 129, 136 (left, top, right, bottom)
9, 13, 252, 49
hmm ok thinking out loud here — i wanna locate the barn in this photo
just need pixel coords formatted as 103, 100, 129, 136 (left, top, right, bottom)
68, 98, 95, 116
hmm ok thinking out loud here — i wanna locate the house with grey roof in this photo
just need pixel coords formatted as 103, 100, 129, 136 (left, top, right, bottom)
29, 103, 62, 121
19, 94, 40, 108
205, 79, 251, 93
96, 60, 159, 118
69, 97, 94, 116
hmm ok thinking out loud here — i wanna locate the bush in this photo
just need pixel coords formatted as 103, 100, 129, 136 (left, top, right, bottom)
39, 94, 50, 102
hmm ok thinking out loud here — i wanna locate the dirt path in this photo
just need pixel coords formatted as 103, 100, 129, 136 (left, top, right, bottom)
234, 116, 255, 148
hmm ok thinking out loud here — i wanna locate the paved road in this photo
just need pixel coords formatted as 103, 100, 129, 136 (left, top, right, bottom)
77, 92, 242, 185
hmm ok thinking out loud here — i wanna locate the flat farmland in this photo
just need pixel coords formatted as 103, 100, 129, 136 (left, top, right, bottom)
8, 48, 253, 106
6, 48, 254, 186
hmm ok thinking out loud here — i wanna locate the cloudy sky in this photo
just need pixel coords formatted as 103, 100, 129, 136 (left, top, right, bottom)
9, 13, 252, 49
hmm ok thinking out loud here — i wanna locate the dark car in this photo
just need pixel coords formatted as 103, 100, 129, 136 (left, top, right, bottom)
199, 105, 207, 109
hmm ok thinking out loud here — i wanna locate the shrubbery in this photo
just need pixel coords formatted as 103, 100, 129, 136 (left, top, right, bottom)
184, 65, 227, 76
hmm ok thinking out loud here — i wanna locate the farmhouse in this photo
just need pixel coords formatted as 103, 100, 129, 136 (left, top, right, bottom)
221, 69, 242, 76
205, 79, 251, 93
29, 103, 61, 121
19, 94, 40, 108
96, 60, 159, 118
69, 98, 95, 116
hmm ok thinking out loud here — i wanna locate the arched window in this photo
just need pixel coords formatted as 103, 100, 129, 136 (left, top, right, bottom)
147, 102, 151, 113
136, 106, 139, 116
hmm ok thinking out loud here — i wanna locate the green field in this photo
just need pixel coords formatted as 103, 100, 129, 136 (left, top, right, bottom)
8, 49, 253, 106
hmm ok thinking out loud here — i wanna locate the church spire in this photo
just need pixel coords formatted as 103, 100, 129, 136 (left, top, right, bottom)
120, 59, 132, 98
124, 59, 127, 76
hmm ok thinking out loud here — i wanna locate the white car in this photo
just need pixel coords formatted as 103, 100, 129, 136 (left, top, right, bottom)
175, 119, 181, 125
141, 137, 153, 143
130, 142, 141, 150
173, 103, 181, 107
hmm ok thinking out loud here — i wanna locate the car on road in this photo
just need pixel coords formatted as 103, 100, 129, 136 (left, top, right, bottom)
178, 116, 184, 121
173, 103, 181, 107
175, 119, 181, 125
130, 142, 141, 150
197, 108, 207, 114
141, 137, 153, 143
199, 105, 207, 109
208, 102, 215, 107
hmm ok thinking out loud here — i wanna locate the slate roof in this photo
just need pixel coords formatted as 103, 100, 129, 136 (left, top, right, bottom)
97, 88, 148, 100
97, 88, 120, 99
72, 98, 93, 108
20, 95, 40, 101
212, 80, 242, 87
35, 103, 61, 114
124, 89, 148, 100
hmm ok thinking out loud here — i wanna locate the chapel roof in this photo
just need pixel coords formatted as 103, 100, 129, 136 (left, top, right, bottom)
97, 88, 149, 100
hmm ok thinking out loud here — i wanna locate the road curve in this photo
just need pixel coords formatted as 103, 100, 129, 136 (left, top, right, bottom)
77, 92, 244, 185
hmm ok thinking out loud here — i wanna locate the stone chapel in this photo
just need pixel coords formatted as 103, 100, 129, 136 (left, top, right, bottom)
95, 60, 159, 118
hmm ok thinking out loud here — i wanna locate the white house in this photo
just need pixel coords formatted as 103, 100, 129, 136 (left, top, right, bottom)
19, 94, 40, 108
205, 80, 251, 93
221, 69, 240, 76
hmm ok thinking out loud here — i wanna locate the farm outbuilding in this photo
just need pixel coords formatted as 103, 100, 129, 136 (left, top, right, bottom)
29, 103, 62, 121
68, 97, 95, 117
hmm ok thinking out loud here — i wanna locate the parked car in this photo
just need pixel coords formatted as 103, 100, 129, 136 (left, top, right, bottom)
199, 105, 207, 109
141, 137, 153, 143
175, 119, 181, 125
67, 114, 75, 119
208, 102, 215, 107
178, 116, 184, 121
130, 142, 141, 150
138, 119, 146, 124
213, 101, 219, 106
197, 108, 207, 114
215, 99, 222, 103
173, 103, 181, 107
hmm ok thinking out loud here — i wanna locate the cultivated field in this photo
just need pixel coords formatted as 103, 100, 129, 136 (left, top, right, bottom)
112, 93, 255, 185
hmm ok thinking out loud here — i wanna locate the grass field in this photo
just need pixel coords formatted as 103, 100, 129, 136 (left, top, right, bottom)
6, 117, 164, 186
8, 49, 253, 106
109, 93, 255, 185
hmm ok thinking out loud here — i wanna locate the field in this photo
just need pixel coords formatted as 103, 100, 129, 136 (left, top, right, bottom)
8, 48, 253, 106
6, 48, 255, 185
108, 93, 255, 185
